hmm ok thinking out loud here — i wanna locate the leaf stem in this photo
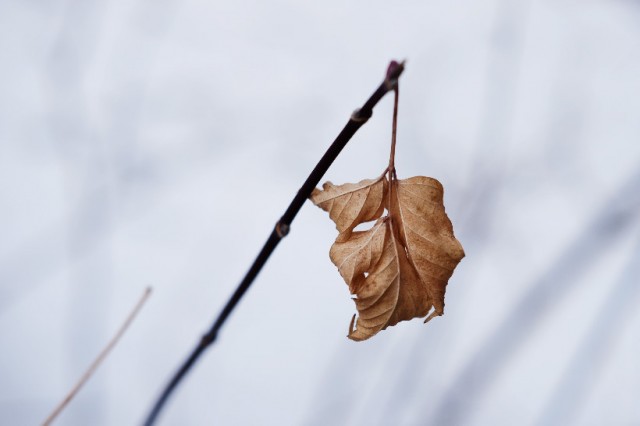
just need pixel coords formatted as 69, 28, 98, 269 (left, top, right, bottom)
388, 85, 399, 174
143, 60, 405, 426
387, 81, 400, 213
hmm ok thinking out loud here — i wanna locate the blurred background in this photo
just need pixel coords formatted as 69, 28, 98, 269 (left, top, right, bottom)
1, 0, 640, 425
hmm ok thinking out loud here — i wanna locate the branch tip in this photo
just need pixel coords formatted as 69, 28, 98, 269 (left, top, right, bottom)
385, 60, 406, 90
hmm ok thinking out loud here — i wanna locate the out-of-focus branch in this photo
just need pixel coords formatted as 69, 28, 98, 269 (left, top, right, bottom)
431, 167, 640, 425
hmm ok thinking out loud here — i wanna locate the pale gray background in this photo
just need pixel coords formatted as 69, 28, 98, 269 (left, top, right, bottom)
1, 0, 640, 425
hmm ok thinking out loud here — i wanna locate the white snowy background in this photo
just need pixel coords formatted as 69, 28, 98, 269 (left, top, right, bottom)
1, 1, 640, 425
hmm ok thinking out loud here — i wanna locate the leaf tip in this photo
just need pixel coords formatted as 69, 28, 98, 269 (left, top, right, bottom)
348, 313, 357, 335
423, 308, 442, 324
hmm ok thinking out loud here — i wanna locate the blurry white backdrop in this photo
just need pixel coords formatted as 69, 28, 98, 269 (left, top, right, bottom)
1, 0, 640, 425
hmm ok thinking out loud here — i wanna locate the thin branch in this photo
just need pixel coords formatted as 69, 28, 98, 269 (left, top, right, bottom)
43, 287, 152, 426
143, 60, 406, 426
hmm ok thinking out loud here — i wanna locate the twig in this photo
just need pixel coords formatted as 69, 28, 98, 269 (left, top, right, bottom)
143, 60, 406, 426
43, 287, 153, 426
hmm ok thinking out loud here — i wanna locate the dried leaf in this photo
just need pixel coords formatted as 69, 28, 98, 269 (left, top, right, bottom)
391, 176, 465, 321
311, 177, 386, 242
311, 173, 464, 341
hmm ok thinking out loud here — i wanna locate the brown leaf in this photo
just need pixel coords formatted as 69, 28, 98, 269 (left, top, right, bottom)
310, 177, 386, 242
311, 173, 464, 341
391, 176, 466, 321
329, 219, 397, 340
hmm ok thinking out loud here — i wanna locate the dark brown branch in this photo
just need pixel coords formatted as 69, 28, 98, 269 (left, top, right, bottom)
143, 60, 405, 426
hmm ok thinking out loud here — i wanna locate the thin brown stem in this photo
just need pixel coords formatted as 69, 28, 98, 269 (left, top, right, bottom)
388, 86, 399, 173
42, 288, 152, 426
387, 85, 400, 212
